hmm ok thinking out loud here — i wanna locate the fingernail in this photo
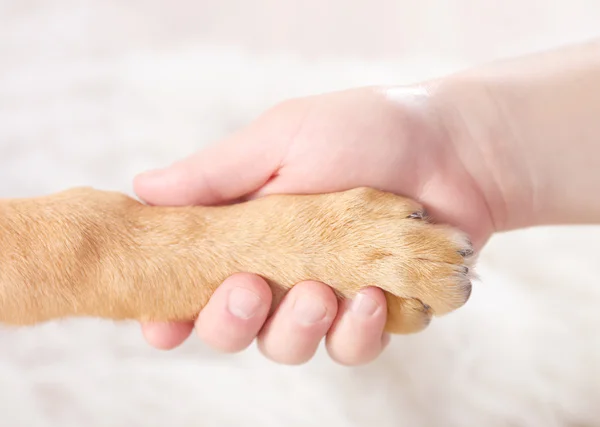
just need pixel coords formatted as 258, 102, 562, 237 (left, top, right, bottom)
136, 168, 168, 181
227, 287, 263, 319
351, 292, 380, 317
293, 295, 327, 325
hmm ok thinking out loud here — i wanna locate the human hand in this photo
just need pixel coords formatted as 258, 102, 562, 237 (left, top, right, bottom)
133, 85, 509, 365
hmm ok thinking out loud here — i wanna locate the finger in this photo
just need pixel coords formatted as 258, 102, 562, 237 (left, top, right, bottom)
133, 124, 280, 348
140, 321, 195, 350
195, 273, 272, 353
257, 281, 338, 365
325, 286, 389, 366
133, 126, 284, 207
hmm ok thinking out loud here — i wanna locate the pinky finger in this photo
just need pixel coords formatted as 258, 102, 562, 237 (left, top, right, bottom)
141, 321, 195, 350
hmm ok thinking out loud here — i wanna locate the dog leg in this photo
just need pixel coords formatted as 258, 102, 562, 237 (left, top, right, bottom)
0, 186, 475, 334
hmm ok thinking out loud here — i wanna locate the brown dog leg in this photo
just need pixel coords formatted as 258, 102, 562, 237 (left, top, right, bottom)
0, 186, 475, 334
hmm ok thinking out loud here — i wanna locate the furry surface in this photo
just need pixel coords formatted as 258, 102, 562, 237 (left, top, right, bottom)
0, 186, 473, 333
1, 1, 600, 426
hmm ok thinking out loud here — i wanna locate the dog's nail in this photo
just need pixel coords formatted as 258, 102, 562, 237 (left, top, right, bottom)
422, 313, 432, 327
351, 292, 380, 317
417, 301, 433, 326
407, 211, 425, 219
227, 287, 263, 319
462, 266, 469, 275
293, 295, 327, 325
458, 248, 474, 257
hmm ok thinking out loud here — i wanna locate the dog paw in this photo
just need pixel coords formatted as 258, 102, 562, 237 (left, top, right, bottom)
284, 187, 476, 334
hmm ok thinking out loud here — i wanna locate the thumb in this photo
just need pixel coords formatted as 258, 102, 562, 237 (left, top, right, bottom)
133, 130, 282, 207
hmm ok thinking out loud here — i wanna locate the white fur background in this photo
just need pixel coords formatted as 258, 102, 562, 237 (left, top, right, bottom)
2, 1, 600, 426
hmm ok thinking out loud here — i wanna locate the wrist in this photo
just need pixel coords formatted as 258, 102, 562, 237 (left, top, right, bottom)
428, 40, 600, 231
424, 73, 535, 233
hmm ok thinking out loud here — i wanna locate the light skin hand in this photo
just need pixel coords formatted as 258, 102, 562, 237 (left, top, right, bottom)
133, 85, 501, 366
133, 39, 600, 365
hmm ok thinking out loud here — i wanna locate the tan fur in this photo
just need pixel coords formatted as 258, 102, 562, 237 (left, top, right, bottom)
0, 186, 475, 334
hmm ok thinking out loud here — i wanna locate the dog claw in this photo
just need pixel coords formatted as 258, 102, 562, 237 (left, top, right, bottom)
458, 248, 473, 257
407, 211, 425, 220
